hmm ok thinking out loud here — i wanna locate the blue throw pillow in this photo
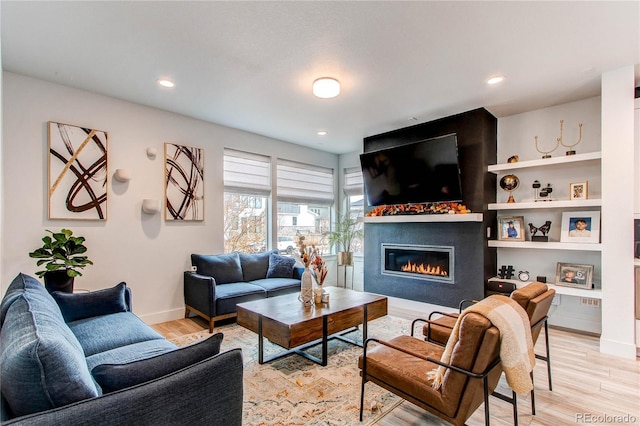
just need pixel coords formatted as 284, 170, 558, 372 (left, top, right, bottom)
91, 332, 224, 393
266, 254, 296, 278
239, 250, 277, 281
51, 282, 128, 323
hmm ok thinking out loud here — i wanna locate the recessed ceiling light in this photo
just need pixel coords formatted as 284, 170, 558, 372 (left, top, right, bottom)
157, 78, 175, 88
312, 77, 340, 98
317, 131, 327, 136
486, 75, 505, 85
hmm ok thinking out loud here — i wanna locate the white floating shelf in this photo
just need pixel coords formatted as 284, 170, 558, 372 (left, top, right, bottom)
488, 277, 602, 299
364, 213, 483, 223
488, 151, 601, 174
488, 240, 602, 251
489, 199, 602, 210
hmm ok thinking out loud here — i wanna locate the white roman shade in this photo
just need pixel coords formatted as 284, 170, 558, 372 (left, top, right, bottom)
277, 160, 334, 204
224, 149, 271, 195
343, 167, 363, 196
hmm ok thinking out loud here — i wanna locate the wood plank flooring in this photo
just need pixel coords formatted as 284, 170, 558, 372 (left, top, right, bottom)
153, 317, 640, 425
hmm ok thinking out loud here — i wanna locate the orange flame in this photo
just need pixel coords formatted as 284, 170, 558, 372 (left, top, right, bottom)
400, 261, 448, 277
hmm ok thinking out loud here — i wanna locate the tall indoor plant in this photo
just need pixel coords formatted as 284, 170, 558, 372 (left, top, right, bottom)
325, 212, 363, 266
29, 228, 93, 293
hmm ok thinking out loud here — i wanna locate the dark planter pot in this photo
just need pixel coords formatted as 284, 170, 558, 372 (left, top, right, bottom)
44, 270, 74, 294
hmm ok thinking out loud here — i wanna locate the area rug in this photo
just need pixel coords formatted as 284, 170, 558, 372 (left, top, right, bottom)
169, 316, 412, 426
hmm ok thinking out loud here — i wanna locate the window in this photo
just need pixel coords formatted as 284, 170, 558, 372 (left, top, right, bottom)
277, 160, 334, 255
223, 150, 270, 253
344, 167, 364, 254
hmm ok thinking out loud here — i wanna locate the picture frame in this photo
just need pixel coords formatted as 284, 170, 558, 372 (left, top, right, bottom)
569, 181, 588, 200
164, 143, 204, 221
48, 121, 108, 220
555, 262, 594, 289
560, 210, 600, 243
497, 216, 525, 241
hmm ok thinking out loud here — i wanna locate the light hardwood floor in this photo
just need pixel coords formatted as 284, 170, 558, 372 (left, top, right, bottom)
153, 317, 640, 425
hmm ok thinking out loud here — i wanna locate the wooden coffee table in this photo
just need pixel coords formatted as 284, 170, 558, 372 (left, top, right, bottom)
236, 287, 388, 366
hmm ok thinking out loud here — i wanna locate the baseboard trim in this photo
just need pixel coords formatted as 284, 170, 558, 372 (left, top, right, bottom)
599, 336, 638, 360
139, 308, 184, 325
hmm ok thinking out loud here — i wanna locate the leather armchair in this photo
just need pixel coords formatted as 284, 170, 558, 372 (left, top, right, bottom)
359, 312, 516, 426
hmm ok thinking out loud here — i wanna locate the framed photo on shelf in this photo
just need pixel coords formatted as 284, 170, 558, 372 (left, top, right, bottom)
560, 211, 600, 243
555, 262, 594, 289
497, 216, 525, 241
569, 181, 588, 200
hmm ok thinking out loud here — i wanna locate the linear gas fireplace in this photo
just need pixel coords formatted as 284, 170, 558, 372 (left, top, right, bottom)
382, 244, 454, 284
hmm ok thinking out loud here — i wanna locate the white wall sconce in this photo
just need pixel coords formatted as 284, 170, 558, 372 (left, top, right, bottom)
142, 199, 161, 215
146, 147, 157, 159
114, 169, 132, 182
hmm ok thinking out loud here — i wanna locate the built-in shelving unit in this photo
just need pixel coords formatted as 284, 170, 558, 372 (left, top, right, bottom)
363, 213, 483, 223
487, 151, 601, 173
488, 240, 602, 251
489, 199, 602, 210
488, 277, 602, 299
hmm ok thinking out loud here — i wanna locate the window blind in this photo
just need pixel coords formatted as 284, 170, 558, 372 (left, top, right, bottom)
223, 149, 271, 195
277, 160, 334, 204
343, 167, 364, 196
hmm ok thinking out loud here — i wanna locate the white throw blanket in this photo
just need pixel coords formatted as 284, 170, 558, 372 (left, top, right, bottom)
427, 295, 535, 394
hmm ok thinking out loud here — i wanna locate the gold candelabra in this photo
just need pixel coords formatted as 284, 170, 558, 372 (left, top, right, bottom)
558, 120, 583, 155
534, 135, 559, 159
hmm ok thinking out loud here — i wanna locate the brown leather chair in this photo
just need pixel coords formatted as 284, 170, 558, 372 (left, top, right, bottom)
358, 312, 518, 426
420, 282, 555, 414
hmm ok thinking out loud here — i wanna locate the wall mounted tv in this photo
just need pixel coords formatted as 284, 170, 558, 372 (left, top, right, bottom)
360, 134, 463, 206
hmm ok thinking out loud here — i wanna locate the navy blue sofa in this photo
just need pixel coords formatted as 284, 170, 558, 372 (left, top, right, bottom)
0, 274, 243, 426
185, 250, 303, 333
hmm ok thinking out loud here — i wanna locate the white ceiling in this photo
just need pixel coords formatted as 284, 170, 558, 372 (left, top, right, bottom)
2, 1, 638, 154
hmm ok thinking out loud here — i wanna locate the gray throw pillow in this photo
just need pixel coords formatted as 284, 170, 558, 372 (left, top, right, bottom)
266, 254, 296, 278
91, 333, 224, 393
51, 282, 128, 323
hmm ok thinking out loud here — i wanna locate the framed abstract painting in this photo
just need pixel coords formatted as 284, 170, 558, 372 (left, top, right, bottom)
48, 122, 108, 220
164, 143, 204, 221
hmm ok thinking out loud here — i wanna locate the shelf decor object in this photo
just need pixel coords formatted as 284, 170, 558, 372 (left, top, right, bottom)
497, 216, 525, 241
534, 135, 559, 159
142, 199, 161, 215
499, 174, 520, 203
114, 169, 131, 182
560, 210, 600, 244
533, 180, 553, 202
555, 262, 593, 289
569, 181, 588, 200
528, 221, 552, 242
558, 119, 583, 156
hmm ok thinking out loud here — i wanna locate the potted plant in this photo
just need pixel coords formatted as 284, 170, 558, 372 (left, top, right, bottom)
325, 212, 363, 266
28, 228, 93, 293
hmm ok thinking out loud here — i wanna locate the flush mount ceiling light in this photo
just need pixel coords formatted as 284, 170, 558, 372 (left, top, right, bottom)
312, 77, 340, 98
317, 131, 327, 136
157, 78, 175, 88
486, 75, 506, 85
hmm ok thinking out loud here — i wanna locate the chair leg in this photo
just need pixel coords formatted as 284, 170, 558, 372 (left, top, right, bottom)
512, 391, 518, 426
359, 378, 366, 421
544, 320, 552, 391
530, 372, 536, 415
483, 377, 490, 426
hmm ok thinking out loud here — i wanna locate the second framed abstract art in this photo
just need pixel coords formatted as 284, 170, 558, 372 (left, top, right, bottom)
164, 143, 204, 221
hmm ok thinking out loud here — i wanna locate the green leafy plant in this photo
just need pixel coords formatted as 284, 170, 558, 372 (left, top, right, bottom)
325, 212, 363, 253
29, 229, 93, 278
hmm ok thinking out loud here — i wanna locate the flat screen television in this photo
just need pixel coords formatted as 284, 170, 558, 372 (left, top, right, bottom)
360, 134, 463, 206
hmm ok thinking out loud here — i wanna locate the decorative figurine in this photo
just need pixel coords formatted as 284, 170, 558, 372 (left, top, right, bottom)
498, 265, 515, 279
533, 181, 553, 202
528, 221, 552, 242
500, 174, 520, 203
558, 120, 583, 155
507, 155, 519, 163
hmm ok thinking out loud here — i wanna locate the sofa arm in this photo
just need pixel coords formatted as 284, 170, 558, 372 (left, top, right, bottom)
2, 349, 244, 426
184, 272, 217, 317
292, 266, 305, 280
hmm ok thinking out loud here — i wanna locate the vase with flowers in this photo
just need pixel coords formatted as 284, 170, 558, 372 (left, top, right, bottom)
311, 252, 328, 304
295, 235, 315, 307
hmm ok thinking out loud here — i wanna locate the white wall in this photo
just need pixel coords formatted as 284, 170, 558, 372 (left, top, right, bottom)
1, 72, 338, 324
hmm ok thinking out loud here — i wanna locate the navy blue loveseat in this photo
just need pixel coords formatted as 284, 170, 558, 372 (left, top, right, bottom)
0, 273, 243, 426
185, 250, 303, 333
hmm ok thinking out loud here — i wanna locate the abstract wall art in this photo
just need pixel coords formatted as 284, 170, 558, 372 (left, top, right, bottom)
164, 143, 204, 221
48, 122, 108, 220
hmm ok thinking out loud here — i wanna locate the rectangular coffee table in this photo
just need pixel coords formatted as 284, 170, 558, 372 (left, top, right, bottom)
236, 287, 387, 366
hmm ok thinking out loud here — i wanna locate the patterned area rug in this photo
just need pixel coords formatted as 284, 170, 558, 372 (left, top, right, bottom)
169, 316, 412, 426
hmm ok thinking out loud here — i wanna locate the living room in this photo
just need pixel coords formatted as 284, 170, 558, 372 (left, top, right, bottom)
1, 2, 639, 425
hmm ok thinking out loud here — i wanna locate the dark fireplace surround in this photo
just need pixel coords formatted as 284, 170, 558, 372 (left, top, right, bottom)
363, 108, 497, 308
